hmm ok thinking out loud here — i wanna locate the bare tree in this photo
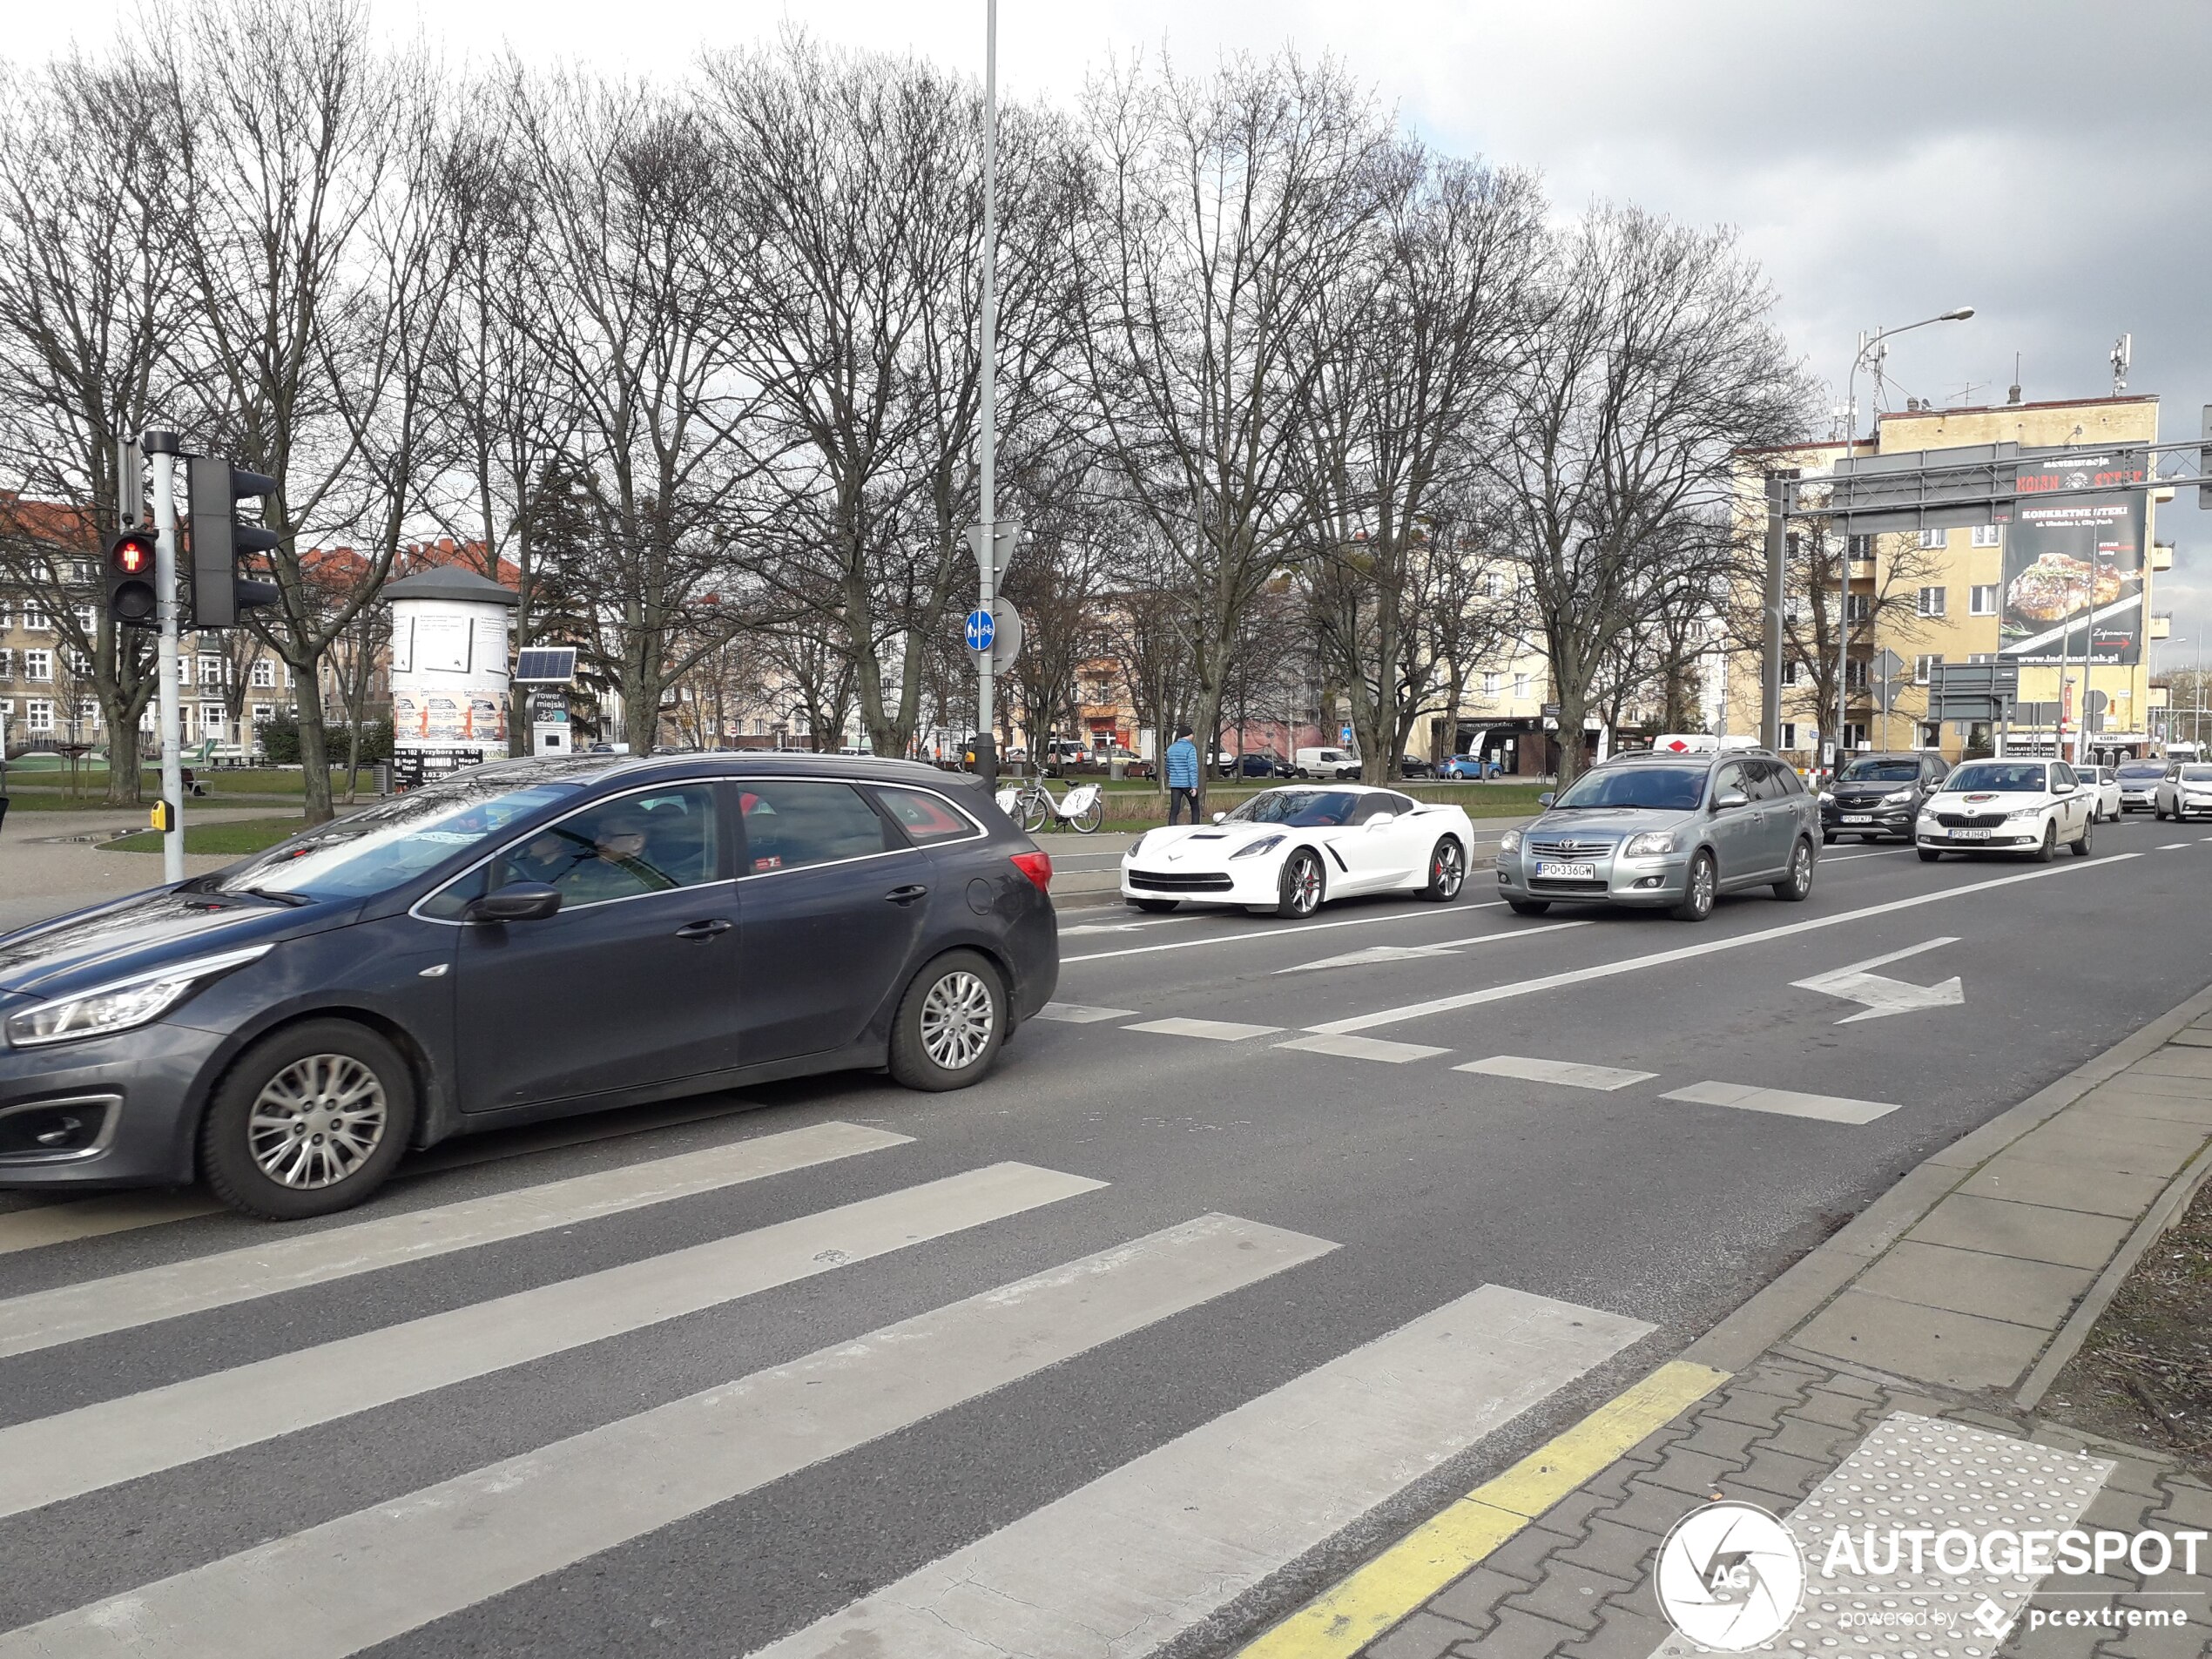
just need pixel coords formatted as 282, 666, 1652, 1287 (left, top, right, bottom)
1488, 205, 1809, 786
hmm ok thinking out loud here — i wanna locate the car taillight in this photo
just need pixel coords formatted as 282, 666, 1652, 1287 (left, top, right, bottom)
1010, 850, 1052, 892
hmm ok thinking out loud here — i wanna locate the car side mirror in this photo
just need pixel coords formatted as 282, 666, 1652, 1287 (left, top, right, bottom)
1536, 792, 1554, 808
1713, 790, 1750, 811
1366, 813, 1396, 830
1211, 811, 1226, 825
466, 881, 563, 924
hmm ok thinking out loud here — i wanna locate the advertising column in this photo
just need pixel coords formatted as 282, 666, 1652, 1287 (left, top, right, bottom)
381, 566, 521, 789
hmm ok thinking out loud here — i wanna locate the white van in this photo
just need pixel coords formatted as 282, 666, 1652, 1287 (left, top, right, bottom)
1294, 746, 1361, 779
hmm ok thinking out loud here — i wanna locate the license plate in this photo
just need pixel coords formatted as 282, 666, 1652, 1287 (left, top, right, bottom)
1841, 814, 1873, 824
1534, 860, 1596, 880
1951, 828, 1990, 840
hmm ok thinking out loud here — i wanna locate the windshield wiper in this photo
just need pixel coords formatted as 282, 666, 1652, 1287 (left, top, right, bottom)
235, 886, 314, 907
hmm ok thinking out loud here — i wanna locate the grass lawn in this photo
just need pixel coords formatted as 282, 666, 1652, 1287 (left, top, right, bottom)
107, 816, 306, 858
1, 790, 156, 812
3, 766, 378, 797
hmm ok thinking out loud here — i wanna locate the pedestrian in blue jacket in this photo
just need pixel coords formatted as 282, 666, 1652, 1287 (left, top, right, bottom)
1165, 725, 1201, 825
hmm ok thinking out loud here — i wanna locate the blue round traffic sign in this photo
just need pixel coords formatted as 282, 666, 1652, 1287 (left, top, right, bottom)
963, 608, 996, 651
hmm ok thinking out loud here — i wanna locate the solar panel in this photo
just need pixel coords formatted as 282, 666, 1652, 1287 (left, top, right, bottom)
511, 647, 577, 685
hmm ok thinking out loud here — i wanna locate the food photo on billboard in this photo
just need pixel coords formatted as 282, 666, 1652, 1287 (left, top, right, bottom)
1999, 490, 2144, 666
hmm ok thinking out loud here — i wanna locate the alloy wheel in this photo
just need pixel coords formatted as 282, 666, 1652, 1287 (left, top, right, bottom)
918, 970, 995, 1071
247, 1054, 389, 1190
1432, 840, 1464, 899
1288, 853, 1322, 915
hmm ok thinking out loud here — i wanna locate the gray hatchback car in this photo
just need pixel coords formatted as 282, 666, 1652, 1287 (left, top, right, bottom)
1494, 749, 1820, 922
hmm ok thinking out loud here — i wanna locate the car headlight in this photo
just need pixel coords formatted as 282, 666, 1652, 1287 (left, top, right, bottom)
1126, 833, 1149, 859
1231, 834, 1285, 859
1622, 831, 1677, 857
1498, 828, 1521, 854
3, 944, 272, 1049
2006, 806, 2048, 821
1817, 791, 1834, 805
1881, 790, 1912, 806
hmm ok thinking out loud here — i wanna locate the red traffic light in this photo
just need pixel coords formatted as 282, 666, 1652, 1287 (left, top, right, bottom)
106, 527, 159, 626
111, 531, 155, 576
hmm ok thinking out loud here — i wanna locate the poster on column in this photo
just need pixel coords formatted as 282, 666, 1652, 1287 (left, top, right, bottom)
389, 597, 509, 760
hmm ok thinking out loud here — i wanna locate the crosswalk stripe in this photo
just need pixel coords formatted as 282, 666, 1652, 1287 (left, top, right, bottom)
747, 1284, 1652, 1659
1126, 1017, 1283, 1041
0, 1212, 1333, 1659
1456, 1055, 1656, 1091
0, 1162, 1104, 1521
1659, 1080, 1901, 1124
0, 1119, 907, 1361
1033, 1001, 1136, 1023
0, 1193, 222, 1258
1277, 1033, 1450, 1064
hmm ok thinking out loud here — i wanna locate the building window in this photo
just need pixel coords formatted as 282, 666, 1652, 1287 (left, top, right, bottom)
176, 655, 192, 685
1481, 671, 1501, 697
72, 604, 95, 631
1847, 535, 1874, 563
1917, 529, 1945, 550
1845, 594, 1871, 623
24, 651, 51, 682
25, 698, 53, 732
1971, 525, 2001, 548
251, 705, 273, 724
1921, 722, 1942, 746
198, 654, 221, 685
1917, 586, 1946, 617
20, 603, 51, 631
200, 705, 226, 737
251, 659, 275, 688
1777, 722, 1800, 750
64, 648, 92, 678
1970, 584, 1998, 616
1845, 660, 1868, 690
1782, 658, 1804, 686
1914, 653, 1944, 684
1513, 672, 1530, 698
78, 699, 98, 726
0, 650, 11, 679
1968, 652, 1996, 665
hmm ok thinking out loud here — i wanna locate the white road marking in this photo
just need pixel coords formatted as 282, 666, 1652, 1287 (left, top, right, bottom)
1126, 1017, 1285, 1042
0, 1120, 907, 1361
1819, 849, 1903, 862
1659, 1080, 1901, 1124
1456, 1055, 1656, 1091
749, 1285, 1650, 1659
1308, 855, 2139, 1036
1062, 902, 1507, 963
1273, 920, 1589, 974
1791, 935, 1964, 1024
1277, 1034, 1451, 1064
2160, 841, 2189, 850
0, 1193, 221, 1258
1057, 915, 1195, 936
0, 1163, 1104, 1520
0, 1214, 1334, 1659
1033, 1001, 1137, 1023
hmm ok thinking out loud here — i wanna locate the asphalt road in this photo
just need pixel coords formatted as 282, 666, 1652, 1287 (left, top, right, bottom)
0, 811, 2206, 1658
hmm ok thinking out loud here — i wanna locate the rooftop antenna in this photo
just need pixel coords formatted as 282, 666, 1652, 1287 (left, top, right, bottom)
2007, 353, 2022, 405
2111, 333, 2131, 394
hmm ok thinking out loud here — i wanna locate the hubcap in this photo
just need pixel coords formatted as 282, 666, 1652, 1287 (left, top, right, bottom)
1793, 846, 1811, 891
248, 1054, 388, 1189
1291, 857, 1320, 913
1434, 844, 1463, 896
919, 970, 995, 1070
1692, 860, 1714, 910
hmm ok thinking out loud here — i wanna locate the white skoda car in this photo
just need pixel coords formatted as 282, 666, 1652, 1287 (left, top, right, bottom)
1121, 785, 1475, 917
1915, 759, 2097, 862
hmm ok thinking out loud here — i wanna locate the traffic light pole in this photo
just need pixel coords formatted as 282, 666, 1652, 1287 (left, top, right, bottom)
146, 434, 185, 882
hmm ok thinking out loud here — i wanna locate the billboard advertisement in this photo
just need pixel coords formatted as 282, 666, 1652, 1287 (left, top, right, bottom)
1999, 490, 2146, 667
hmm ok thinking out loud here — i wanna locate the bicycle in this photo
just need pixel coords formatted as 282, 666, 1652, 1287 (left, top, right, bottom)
995, 776, 1103, 834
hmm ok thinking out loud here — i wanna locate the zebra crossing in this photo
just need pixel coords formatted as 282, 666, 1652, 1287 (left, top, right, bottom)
0, 1117, 1654, 1658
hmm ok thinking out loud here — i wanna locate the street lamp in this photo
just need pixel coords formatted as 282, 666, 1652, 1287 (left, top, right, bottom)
1835, 307, 1974, 772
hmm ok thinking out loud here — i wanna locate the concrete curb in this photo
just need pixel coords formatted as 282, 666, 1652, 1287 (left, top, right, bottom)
1681, 974, 2212, 1377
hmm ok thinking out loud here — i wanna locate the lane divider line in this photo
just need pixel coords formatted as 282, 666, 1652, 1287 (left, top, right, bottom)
1235, 1359, 1730, 1659
1062, 903, 1508, 964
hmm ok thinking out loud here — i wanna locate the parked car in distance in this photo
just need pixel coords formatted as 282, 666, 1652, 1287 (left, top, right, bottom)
1293, 746, 1361, 779
1817, 751, 1949, 844
1494, 749, 1817, 922
1439, 752, 1500, 780
2115, 760, 2165, 812
1916, 758, 2096, 860
1122, 785, 1474, 918
1399, 755, 1435, 779
1223, 752, 1284, 778
2155, 761, 2212, 822
0, 753, 1057, 1219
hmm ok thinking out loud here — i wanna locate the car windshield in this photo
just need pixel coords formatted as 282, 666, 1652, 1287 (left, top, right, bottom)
2118, 764, 2164, 779
1550, 765, 1707, 812
1944, 763, 2048, 794
199, 777, 584, 901
2182, 766, 2212, 782
1838, 759, 1919, 783
1227, 788, 1360, 827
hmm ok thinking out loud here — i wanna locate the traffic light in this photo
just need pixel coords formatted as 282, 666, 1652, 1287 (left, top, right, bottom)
187, 456, 281, 628
105, 527, 159, 627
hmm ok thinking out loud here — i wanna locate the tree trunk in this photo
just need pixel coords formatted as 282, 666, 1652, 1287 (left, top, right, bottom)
294, 670, 334, 825
99, 691, 146, 806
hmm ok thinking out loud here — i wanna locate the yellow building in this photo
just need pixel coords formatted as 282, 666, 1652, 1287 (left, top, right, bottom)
1727, 395, 2168, 765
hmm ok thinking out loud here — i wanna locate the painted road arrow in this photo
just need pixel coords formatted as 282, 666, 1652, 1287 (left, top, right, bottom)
1792, 936, 1963, 1023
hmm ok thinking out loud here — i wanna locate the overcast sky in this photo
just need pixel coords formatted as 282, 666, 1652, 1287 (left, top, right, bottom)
19, 0, 2212, 658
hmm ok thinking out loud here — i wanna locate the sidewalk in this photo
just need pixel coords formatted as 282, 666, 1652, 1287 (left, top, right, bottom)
0, 805, 250, 934
1237, 986, 2212, 1659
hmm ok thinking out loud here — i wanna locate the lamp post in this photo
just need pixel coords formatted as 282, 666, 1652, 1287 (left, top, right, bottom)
1838, 307, 1974, 773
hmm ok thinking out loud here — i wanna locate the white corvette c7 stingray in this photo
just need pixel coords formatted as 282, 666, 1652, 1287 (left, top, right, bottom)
1119, 784, 1475, 918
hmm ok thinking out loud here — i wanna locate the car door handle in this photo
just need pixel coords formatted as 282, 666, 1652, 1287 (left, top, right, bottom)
674, 918, 733, 941
884, 884, 929, 905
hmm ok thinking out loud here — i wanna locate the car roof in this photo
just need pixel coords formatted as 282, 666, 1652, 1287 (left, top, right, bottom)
426, 751, 989, 794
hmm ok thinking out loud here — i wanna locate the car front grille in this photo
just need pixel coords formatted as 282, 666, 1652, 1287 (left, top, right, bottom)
1129, 870, 1234, 893
1934, 813, 2008, 829
1527, 840, 1613, 860
1527, 875, 1608, 893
